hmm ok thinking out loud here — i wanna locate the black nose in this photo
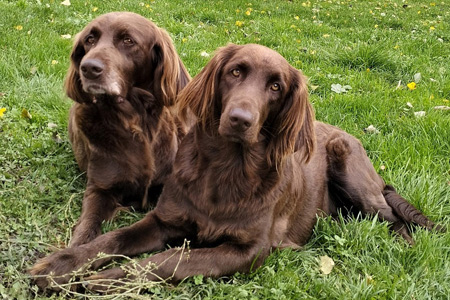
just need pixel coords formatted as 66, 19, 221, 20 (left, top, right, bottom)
80, 59, 104, 80
229, 108, 253, 131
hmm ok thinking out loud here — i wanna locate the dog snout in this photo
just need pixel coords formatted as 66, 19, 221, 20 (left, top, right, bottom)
229, 108, 253, 132
81, 59, 104, 80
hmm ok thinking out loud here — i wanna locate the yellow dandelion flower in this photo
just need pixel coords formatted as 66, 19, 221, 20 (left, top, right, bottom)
430, 26, 435, 31
182, 38, 188, 43
92, 7, 98, 12
430, 2, 436, 6
0, 108, 6, 118
323, 34, 330, 38
290, 24, 297, 29
235, 20, 244, 27
15, 25, 23, 30
394, 45, 399, 49
366, 68, 370, 72
236, 9, 241, 13
429, 94, 435, 100
374, 24, 378, 28
245, 10, 251, 16
294, 16, 299, 20
52, 60, 59, 65
407, 82, 417, 90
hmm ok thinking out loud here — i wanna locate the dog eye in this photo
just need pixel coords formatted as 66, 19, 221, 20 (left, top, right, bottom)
85, 35, 96, 45
123, 37, 134, 45
231, 69, 240, 77
270, 83, 281, 91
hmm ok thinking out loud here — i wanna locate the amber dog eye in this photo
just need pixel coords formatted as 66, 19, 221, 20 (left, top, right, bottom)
231, 69, 240, 77
123, 37, 134, 45
270, 83, 281, 91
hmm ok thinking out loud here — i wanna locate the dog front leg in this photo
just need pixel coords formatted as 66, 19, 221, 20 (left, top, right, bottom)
70, 186, 120, 247
87, 242, 270, 292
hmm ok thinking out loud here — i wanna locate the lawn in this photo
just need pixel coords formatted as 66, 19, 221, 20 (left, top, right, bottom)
0, 0, 449, 299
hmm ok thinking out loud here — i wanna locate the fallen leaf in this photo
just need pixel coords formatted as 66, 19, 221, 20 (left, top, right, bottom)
61, 0, 71, 6
310, 85, 319, 91
48, 122, 58, 129
406, 102, 413, 108
414, 111, 426, 117
364, 125, 380, 134
319, 255, 335, 275
414, 73, 422, 83
200, 51, 210, 57
331, 84, 352, 94
21, 108, 32, 119
60, 34, 72, 39
433, 106, 450, 110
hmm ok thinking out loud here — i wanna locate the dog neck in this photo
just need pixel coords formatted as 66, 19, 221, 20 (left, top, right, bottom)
174, 125, 282, 203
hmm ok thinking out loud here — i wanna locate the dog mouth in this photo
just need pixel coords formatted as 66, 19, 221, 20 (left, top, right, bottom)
219, 128, 260, 145
91, 94, 125, 104
83, 83, 107, 95
81, 82, 125, 104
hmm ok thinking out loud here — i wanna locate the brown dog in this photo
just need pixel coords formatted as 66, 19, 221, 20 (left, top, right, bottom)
64, 12, 190, 247
31, 44, 442, 291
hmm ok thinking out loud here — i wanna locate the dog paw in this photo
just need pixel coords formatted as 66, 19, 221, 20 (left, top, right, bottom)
326, 135, 351, 159
29, 248, 88, 291
85, 267, 128, 293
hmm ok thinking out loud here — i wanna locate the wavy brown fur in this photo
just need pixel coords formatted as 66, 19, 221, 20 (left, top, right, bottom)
62, 12, 191, 247
30, 44, 442, 292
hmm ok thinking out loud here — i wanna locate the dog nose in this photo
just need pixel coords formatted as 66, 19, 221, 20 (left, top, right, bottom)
80, 59, 104, 79
229, 108, 253, 131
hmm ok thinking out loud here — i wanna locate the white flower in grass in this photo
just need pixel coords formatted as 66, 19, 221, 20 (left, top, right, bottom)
61, 0, 71, 6
200, 51, 210, 57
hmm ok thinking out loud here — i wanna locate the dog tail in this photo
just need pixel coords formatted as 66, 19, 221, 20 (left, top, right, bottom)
382, 185, 445, 232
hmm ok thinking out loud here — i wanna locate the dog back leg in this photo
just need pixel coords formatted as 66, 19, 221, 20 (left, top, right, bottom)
325, 133, 441, 244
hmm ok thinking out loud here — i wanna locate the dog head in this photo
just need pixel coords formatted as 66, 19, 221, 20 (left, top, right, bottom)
65, 12, 190, 106
178, 44, 315, 164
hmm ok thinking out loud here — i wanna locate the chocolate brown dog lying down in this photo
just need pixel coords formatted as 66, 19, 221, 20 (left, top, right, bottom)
31, 44, 441, 291
64, 12, 191, 247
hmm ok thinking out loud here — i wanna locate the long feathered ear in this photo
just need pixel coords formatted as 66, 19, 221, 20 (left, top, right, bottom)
266, 67, 315, 165
152, 28, 191, 107
177, 44, 241, 134
64, 34, 89, 103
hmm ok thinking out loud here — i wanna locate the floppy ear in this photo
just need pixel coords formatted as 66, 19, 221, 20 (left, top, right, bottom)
64, 34, 89, 103
266, 67, 315, 165
177, 44, 241, 134
152, 28, 191, 107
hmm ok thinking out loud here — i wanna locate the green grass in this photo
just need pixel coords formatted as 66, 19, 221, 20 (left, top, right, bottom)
0, 0, 449, 299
